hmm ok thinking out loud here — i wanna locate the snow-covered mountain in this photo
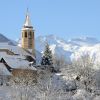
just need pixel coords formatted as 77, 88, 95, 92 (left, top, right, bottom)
0, 33, 100, 67
36, 35, 100, 66
0, 33, 17, 46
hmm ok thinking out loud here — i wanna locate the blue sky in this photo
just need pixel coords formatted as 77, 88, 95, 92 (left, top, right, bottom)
0, 0, 100, 40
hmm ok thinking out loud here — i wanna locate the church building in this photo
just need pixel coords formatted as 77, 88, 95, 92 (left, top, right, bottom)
21, 10, 35, 51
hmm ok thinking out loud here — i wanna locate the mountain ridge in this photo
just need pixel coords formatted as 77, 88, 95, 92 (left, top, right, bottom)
0, 33, 99, 67
35, 34, 100, 67
0, 33, 17, 46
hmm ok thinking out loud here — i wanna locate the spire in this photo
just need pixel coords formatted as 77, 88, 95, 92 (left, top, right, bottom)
24, 8, 32, 27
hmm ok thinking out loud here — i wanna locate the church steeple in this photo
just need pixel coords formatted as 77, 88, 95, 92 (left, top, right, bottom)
24, 8, 32, 27
21, 9, 35, 51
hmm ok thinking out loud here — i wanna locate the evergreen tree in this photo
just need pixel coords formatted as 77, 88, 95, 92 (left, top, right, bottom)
41, 43, 53, 65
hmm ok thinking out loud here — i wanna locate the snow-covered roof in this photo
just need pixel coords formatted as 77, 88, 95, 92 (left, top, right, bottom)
0, 44, 32, 56
0, 63, 11, 76
0, 43, 37, 71
0, 56, 36, 71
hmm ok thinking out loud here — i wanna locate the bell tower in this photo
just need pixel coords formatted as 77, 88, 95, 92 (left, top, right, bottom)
21, 9, 34, 50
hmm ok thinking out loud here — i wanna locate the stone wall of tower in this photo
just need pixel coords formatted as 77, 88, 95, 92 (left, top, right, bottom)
21, 28, 34, 49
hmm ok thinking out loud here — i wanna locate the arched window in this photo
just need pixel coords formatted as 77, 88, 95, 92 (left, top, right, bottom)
25, 32, 27, 37
29, 31, 32, 38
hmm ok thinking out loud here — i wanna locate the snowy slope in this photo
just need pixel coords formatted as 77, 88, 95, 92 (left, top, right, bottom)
0, 33, 17, 45
36, 35, 100, 64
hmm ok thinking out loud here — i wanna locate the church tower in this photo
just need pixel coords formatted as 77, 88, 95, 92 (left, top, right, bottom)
21, 10, 34, 50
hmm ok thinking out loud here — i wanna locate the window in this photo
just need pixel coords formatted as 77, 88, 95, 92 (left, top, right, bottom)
29, 31, 32, 38
25, 32, 27, 37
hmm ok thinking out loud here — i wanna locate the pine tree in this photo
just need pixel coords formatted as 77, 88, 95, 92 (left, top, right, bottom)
41, 43, 53, 65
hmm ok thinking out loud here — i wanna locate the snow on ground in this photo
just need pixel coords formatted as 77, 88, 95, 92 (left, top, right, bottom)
73, 89, 92, 100
0, 86, 26, 100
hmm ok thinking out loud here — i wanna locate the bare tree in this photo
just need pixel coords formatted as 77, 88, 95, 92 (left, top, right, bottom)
10, 69, 37, 100
53, 54, 67, 71
35, 69, 66, 100
72, 53, 95, 91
